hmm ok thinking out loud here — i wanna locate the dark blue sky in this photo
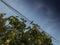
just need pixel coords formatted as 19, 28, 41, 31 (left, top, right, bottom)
0, 0, 60, 45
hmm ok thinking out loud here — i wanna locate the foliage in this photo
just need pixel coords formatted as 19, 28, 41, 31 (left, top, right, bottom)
0, 13, 53, 45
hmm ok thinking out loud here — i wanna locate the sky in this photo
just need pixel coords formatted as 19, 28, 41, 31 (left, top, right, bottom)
0, 0, 60, 45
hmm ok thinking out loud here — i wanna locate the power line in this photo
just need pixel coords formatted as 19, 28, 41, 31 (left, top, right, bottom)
0, 0, 31, 22
40, 28, 60, 44
0, 0, 60, 44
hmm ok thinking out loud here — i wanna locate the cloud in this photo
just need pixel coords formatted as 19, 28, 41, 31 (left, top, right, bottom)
25, 0, 60, 18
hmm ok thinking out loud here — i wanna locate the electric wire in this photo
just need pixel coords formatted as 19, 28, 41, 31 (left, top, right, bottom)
0, 0, 31, 22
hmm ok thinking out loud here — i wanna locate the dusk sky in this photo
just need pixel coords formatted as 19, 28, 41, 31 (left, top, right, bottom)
0, 0, 60, 45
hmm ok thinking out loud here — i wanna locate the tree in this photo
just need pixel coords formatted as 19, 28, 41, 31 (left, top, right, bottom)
0, 13, 53, 45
